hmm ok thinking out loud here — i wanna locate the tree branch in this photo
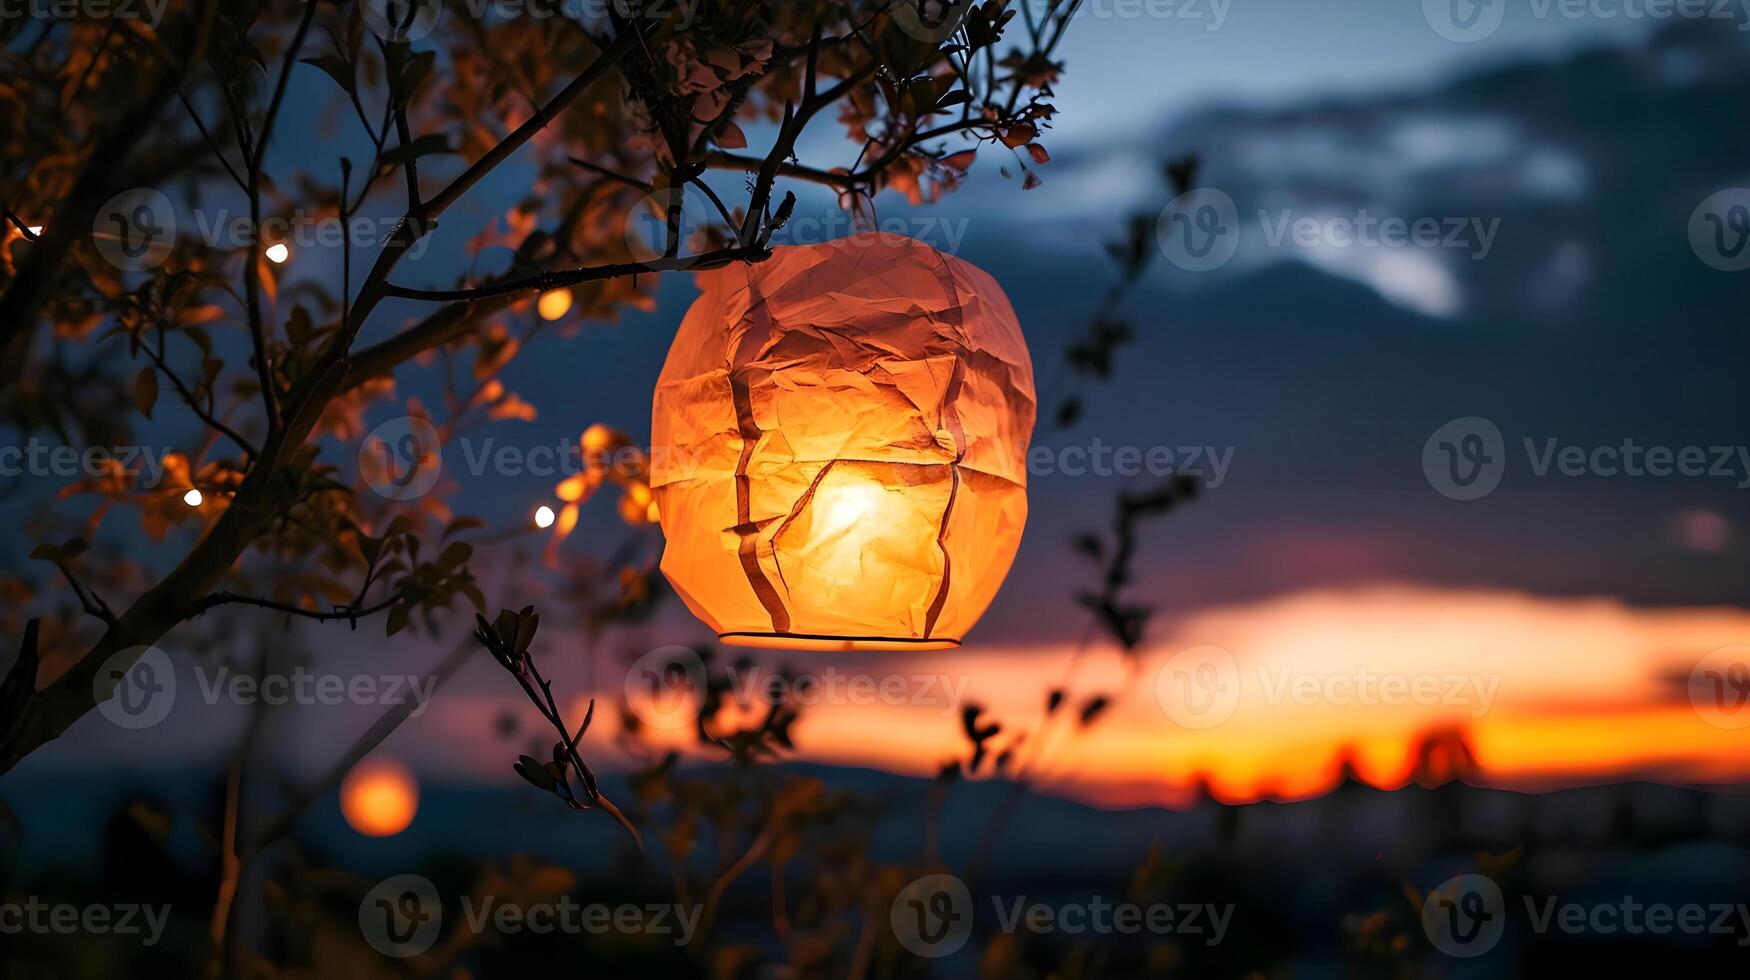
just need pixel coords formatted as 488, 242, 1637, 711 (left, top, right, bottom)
380, 245, 770, 304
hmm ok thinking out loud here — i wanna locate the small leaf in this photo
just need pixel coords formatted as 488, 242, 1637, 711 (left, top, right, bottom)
300, 54, 355, 95
386, 603, 410, 637
514, 755, 558, 791
514, 612, 539, 653
715, 120, 748, 149
436, 541, 472, 573
134, 368, 158, 419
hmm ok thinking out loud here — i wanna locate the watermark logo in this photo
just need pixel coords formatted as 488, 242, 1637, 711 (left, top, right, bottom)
1423, 416, 1506, 501
1423, 0, 1508, 41
891, 873, 974, 958
0, 441, 171, 485
1158, 188, 1240, 272
622, 186, 973, 262
623, 645, 709, 730
1153, 646, 1500, 727
93, 646, 175, 730
890, 874, 1233, 956
1426, 0, 1750, 42
1026, 442, 1233, 484
194, 667, 441, 718
1153, 644, 1241, 729
363, 0, 442, 42
0, 898, 171, 945
1690, 645, 1750, 730
1422, 873, 1506, 957
890, 0, 973, 44
624, 187, 701, 267
93, 188, 175, 272
361, 416, 443, 501
1020, 0, 1232, 30
360, 874, 443, 958
1689, 188, 1750, 272
1425, 417, 1750, 500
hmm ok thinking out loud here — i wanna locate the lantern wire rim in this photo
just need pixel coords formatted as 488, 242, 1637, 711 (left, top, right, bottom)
719, 631, 961, 652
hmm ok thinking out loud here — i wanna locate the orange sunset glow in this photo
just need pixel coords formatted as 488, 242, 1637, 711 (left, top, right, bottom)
530, 585, 1750, 811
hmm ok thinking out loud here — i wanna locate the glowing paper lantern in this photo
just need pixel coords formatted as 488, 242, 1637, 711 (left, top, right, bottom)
651, 235, 1034, 651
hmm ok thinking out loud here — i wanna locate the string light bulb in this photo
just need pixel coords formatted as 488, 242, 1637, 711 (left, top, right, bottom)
264, 242, 290, 264
537, 289, 573, 321
534, 504, 556, 528
183, 488, 204, 507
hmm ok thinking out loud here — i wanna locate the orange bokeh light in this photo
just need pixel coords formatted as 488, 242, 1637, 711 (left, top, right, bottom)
340, 759, 419, 837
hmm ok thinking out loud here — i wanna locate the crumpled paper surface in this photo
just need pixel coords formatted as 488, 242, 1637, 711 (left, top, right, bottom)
652, 234, 1035, 649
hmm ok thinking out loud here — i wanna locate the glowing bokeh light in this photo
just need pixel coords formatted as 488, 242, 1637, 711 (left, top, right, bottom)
341, 759, 419, 836
537, 289, 573, 321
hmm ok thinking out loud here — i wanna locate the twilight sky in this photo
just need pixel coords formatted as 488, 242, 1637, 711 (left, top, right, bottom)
7, 7, 1750, 811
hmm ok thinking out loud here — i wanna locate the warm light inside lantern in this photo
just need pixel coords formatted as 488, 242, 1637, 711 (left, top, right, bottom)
652, 236, 1034, 652
340, 759, 418, 837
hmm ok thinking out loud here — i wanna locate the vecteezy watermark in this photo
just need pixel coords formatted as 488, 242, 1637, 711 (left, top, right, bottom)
359, 873, 701, 959
1027, 442, 1234, 485
1422, 873, 1750, 957
361, 417, 443, 501
1424, 0, 1750, 43
192, 666, 441, 718
1422, 416, 1750, 501
361, 427, 1235, 500
624, 187, 973, 265
1422, 417, 1506, 501
888, 0, 975, 43
1422, 874, 1506, 957
1152, 645, 1501, 729
1157, 189, 1500, 272
0, 0, 170, 27
1020, 0, 1232, 29
1689, 188, 1750, 272
621, 646, 973, 730
1255, 210, 1499, 259
187, 209, 436, 261
361, 0, 443, 41
1156, 188, 1240, 272
1690, 645, 1750, 730
0, 440, 173, 485
362, 0, 702, 41
465, 0, 702, 27
93, 188, 175, 272
0, 897, 172, 946
359, 875, 444, 958
623, 646, 710, 731
890, 873, 1233, 959
93, 646, 177, 730
90, 195, 439, 273
92, 649, 442, 730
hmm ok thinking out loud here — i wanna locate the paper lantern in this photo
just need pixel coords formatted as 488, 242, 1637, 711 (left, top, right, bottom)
651, 235, 1034, 651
